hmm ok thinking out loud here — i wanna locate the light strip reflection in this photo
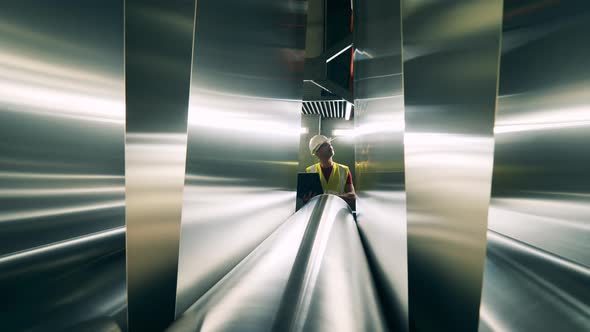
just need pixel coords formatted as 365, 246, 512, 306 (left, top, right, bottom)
0, 200, 125, 223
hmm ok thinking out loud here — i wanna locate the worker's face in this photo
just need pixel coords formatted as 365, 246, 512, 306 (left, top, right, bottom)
316, 142, 334, 159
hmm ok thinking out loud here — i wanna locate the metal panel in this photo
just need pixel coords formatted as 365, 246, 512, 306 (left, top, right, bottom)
353, 0, 408, 330
125, 0, 196, 330
488, 0, 590, 268
175, 0, 306, 316
480, 1, 590, 330
0, 0, 126, 330
401, 0, 503, 330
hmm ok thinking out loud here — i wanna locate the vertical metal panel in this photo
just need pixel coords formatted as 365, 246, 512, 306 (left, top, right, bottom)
175, 0, 306, 316
0, 0, 126, 330
0, 0, 125, 257
488, 0, 590, 268
353, 0, 408, 330
480, 2, 590, 330
401, 0, 503, 330
125, 0, 195, 330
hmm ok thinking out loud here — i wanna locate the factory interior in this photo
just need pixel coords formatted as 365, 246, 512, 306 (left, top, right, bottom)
0, 0, 589, 331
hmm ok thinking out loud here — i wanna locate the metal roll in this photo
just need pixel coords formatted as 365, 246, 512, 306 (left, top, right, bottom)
167, 195, 385, 332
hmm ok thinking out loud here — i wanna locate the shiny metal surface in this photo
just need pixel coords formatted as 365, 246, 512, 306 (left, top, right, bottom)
479, 231, 590, 332
0, 0, 126, 330
175, 0, 307, 316
168, 195, 385, 332
401, 0, 503, 330
0, 228, 127, 331
480, 2, 590, 330
353, 0, 408, 330
488, 0, 590, 268
125, 0, 196, 330
0, 0, 125, 254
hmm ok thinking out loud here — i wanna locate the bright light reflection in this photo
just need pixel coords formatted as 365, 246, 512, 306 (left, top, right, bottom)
345, 102, 352, 121
0, 200, 125, 223
189, 107, 303, 137
332, 121, 405, 138
0, 80, 124, 124
494, 120, 590, 134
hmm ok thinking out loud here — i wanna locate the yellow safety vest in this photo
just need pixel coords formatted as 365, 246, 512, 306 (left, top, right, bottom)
305, 162, 350, 194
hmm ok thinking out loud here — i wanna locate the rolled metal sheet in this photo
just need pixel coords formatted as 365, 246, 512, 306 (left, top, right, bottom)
479, 231, 590, 332
401, 0, 503, 330
480, 1, 590, 330
168, 195, 385, 332
125, 0, 196, 330
0, 237, 127, 331
175, 0, 307, 316
0, 0, 126, 330
353, 0, 408, 330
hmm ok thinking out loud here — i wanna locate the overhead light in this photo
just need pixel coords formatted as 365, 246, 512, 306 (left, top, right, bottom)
345, 102, 352, 120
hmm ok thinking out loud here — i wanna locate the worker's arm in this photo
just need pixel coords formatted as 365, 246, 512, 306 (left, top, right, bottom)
338, 182, 356, 205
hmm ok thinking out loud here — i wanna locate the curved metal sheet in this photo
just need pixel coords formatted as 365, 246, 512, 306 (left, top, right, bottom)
168, 195, 385, 332
0, 0, 125, 255
353, 0, 408, 330
479, 231, 590, 332
125, 0, 197, 330
401, 0, 503, 330
175, 0, 307, 317
480, 2, 590, 330
0, 0, 126, 330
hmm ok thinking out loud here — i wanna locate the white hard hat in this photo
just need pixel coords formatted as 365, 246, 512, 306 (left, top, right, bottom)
309, 135, 332, 155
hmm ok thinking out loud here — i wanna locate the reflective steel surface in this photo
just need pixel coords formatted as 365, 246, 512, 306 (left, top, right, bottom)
353, 0, 408, 330
175, 0, 307, 316
479, 231, 590, 332
0, 228, 127, 331
488, 0, 590, 268
0, 0, 126, 330
169, 195, 385, 332
125, 0, 196, 330
401, 0, 503, 330
480, 1, 590, 330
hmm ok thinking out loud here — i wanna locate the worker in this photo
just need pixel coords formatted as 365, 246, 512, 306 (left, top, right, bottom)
304, 135, 356, 207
